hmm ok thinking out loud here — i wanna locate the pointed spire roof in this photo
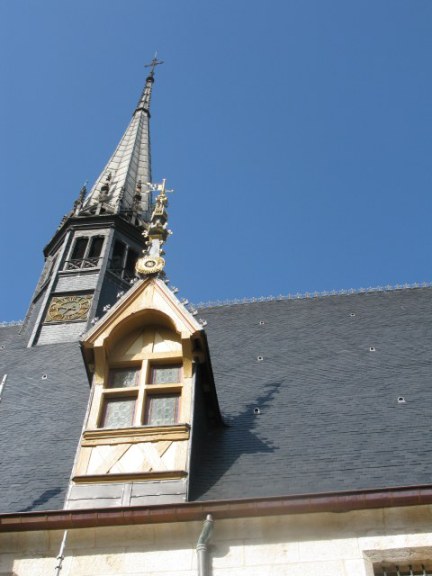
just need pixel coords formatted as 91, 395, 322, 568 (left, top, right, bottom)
79, 57, 164, 226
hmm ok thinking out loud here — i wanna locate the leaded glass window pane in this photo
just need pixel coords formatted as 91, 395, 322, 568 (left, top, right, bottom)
108, 368, 139, 389
145, 394, 179, 426
151, 365, 181, 385
102, 397, 136, 428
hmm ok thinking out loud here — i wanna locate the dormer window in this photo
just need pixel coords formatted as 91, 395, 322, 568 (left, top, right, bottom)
98, 363, 182, 429
72, 278, 219, 499
65, 236, 104, 270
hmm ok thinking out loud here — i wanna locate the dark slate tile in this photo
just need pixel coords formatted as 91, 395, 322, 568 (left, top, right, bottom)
1, 286, 432, 513
190, 287, 432, 501
0, 327, 90, 512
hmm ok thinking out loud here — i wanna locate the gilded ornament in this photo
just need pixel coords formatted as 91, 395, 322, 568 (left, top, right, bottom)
135, 255, 165, 275
45, 295, 92, 323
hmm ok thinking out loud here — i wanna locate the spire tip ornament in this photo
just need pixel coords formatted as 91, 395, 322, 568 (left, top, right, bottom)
144, 52, 164, 78
134, 54, 164, 117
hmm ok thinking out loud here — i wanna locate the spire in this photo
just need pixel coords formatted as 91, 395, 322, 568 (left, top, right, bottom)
79, 56, 164, 226
135, 179, 173, 276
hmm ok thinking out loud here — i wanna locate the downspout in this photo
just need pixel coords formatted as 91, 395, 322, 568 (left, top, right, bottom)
196, 514, 214, 576
54, 530, 68, 575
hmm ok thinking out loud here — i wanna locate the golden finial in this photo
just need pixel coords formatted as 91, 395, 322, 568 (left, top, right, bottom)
135, 179, 173, 277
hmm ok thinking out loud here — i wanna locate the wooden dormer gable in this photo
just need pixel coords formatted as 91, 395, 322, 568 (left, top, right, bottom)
67, 277, 216, 509
81, 277, 204, 376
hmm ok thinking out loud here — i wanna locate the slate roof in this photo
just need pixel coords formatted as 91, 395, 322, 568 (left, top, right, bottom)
0, 326, 89, 513
190, 286, 432, 500
0, 286, 431, 512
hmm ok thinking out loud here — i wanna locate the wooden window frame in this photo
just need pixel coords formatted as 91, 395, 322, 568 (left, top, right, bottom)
100, 394, 138, 429
98, 362, 183, 430
98, 366, 141, 429
143, 392, 181, 426
107, 367, 141, 389
148, 364, 183, 385
143, 362, 183, 426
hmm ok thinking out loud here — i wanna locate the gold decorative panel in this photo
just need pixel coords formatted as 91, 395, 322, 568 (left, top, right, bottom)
45, 295, 92, 323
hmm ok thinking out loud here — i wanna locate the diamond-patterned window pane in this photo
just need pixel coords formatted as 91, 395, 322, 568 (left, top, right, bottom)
102, 397, 136, 428
108, 368, 139, 389
145, 394, 179, 426
151, 365, 181, 385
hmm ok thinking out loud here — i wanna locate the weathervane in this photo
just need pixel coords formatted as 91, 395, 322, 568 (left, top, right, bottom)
148, 178, 173, 215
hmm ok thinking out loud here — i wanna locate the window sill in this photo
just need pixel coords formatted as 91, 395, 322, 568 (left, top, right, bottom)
58, 267, 101, 276
73, 470, 187, 483
82, 423, 190, 446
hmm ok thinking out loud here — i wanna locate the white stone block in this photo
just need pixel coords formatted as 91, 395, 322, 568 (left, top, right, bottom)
384, 506, 432, 531
213, 567, 273, 576
0, 553, 15, 572
244, 541, 299, 565
344, 558, 374, 576
94, 524, 155, 549
212, 541, 244, 568
69, 552, 126, 575
12, 557, 71, 576
298, 538, 360, 561
122, 548, 194, 572
154, 520, 200, 545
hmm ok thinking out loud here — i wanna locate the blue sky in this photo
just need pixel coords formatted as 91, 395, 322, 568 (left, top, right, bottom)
1, 0, 431, 321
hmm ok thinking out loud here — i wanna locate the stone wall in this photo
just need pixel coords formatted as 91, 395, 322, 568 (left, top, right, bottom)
2, 505, 432, 575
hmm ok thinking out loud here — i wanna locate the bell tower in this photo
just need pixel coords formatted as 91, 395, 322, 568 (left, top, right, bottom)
23, 58, 163, 346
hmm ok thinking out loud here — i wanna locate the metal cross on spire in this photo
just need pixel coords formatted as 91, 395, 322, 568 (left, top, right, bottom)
145, 53, 164, 77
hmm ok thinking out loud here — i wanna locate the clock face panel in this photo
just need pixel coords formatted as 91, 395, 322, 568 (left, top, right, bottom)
45, 295, 92, 323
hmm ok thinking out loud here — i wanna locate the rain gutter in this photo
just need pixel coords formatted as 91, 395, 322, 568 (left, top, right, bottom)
2, 484, 432, 533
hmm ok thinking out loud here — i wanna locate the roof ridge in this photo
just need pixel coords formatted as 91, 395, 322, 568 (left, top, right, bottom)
3, 281, 432, 321
0, 320, 23, 327
194, 281, 432, 309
